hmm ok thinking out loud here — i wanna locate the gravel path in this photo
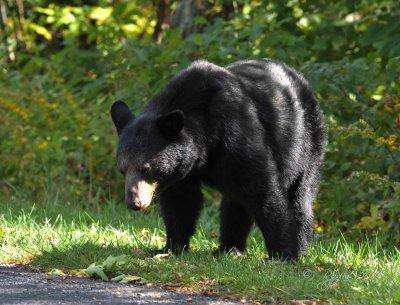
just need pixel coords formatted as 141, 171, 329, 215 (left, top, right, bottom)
0, 266, 244, 305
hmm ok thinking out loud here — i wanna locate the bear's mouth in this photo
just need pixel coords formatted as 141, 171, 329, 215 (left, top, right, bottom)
129, 180, 158, 210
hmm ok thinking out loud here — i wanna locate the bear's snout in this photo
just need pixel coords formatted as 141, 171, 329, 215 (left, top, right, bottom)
126, 192, 142, 210
125, 180, 158, 211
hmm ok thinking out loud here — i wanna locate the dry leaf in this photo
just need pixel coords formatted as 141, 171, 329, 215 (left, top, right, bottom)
290, 300, 318, 305
330, 282, 339, 289
130, 248, 147, 258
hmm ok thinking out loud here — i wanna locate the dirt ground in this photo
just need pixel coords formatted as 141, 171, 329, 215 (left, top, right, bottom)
0, 265, 245, 305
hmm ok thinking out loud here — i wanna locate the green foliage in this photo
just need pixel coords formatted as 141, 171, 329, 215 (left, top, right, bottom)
0, 0, 399, 245
27, 2, 156, 48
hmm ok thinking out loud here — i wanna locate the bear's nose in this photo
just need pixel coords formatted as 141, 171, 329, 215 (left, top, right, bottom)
127, 201, 141, 210
126, 191, 141, 210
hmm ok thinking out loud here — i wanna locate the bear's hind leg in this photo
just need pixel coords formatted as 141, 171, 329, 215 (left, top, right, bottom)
288, 167, 321, 254
251, 192, 299, 260
159, 178, 203, 254
218, 198, 253, 254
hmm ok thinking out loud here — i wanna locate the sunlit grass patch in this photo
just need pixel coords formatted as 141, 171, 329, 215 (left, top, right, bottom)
1, 196, 399, 304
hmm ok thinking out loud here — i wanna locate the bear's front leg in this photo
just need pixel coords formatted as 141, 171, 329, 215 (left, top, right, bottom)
159, 178, 203, 254
217, 198, 253, 254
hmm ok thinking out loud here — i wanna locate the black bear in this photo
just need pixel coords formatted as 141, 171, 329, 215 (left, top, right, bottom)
110, 59, 327, 260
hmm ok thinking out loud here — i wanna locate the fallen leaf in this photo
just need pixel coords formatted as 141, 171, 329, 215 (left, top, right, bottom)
174, 272, 184, 282
85, 264, 108, 281
153, 253, 171, 259
130, 248, 147, 258
199, 276, 216, 285
290, 301, 318, 305
330, 282, 339, 289
48, 269, 65, 276
211, 232, 219, 238
111, 274, 127, 282
101, 255, 130, 270
163, 282, 182, 288
120, 275, 149, 284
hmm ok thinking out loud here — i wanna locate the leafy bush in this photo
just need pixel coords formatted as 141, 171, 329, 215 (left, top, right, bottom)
0, 0, 399, 245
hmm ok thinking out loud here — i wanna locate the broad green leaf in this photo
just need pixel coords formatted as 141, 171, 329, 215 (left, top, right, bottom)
48, 269, 65, 276
85, 263, 108, 281
111, 274, 127, 282
33, 7, 55, 15
120, 275, 149, 284
28, 22, 52, 40
90, 7, 113, 21
102, 255, 130, 271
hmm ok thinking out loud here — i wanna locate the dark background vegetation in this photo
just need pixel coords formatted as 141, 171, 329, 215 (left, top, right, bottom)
0, 0, 399, 246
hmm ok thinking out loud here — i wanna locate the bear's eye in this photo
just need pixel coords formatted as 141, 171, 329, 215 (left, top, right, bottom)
140, 163, 151, 176
140, 167, 149, 176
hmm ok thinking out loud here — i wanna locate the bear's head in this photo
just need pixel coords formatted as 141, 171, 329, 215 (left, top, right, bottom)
110, 101, 198, 210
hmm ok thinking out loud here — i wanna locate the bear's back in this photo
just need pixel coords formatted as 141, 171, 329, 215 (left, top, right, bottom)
144, 59, 325, 186
226, 59, 325, 185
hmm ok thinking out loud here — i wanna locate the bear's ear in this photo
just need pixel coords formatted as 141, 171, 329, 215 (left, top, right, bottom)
156, 110, 185, 140
110, 100, 135, 135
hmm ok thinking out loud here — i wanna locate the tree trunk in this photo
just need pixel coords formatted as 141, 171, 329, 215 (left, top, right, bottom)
171, 0, 211, 38
153, 0, 171, 43
0, 0, 15, 61
15, 0, 24, 41
7, 0, 22, 43
221, 0, 243, 20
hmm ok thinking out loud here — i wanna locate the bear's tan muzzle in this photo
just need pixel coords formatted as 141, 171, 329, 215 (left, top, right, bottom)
126, 179, 157, 210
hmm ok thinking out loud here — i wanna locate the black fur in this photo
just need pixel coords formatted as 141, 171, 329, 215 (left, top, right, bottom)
111, 59, 327, 260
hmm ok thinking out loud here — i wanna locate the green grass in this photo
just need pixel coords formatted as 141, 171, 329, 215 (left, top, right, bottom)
1, 195, 399, 304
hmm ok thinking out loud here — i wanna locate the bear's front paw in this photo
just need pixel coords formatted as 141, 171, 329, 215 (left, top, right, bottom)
170, 244, 190, 255
267, 248, 298, 262
151, 244, 190, 256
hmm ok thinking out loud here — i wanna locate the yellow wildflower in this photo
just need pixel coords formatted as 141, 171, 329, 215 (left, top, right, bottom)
377, 135, 399, 151
37, 140, 49, 150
